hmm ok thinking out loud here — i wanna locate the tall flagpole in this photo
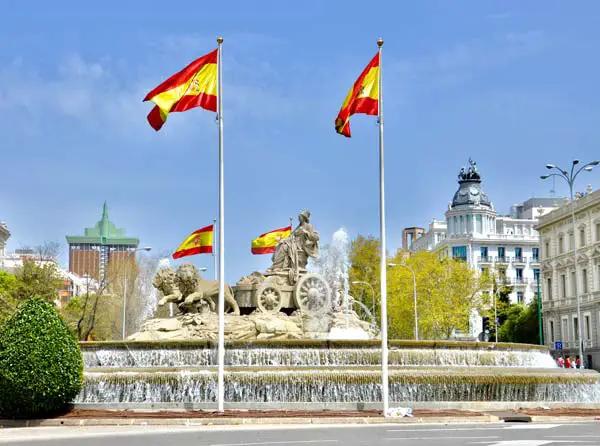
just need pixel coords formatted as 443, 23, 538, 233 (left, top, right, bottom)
377, 37, 389, 417
213, 217, 217, 280
216, 36, 226, 413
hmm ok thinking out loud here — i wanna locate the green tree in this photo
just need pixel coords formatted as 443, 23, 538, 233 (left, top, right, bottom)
0, 298, 83, 418
0, 271, 18, 326
348, 235, 382, 320
11, 259, 63, 303
498, 300, 540, 344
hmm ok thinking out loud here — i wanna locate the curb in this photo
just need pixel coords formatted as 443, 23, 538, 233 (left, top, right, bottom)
0, 415, 500, 428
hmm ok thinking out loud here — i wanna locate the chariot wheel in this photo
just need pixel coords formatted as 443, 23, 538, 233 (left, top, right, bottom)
255, 281, 284, 314
294, 273, 330, 314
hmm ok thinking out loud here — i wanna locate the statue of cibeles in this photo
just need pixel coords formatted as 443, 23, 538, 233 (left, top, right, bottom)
269, 210, 319, 273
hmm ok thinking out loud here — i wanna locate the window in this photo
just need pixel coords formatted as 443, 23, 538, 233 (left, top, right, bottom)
596, 222, 600, 242
517, 292, 524, 304
559, 236, 564, 254
532, 247, 539, 262
561, 317, 569, 341
549, 320, 555, 343
569, 232, 574, 250
498, 269, 507, 281
459, 216, 464, 233
561, 274, 566, 298
480, 247, 488, 259
583, 269, 588, 294
585, 315, 591, 341
498, 247, 505, 261
452, 246, 467, 261
533, 268, 540, 282
580, 228, 586, 247
571, 271, 576, 296
515, 247, 522, 260
476, 215, 482, 233
467, 215, 472, 232
516, 268, 524, 281
547, 278, 552, 300
574, 316, 579, 341
545, 241, 550, 258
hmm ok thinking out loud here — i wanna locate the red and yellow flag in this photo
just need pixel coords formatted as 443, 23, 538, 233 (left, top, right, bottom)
144, 49, 218, 131
334, 53, 380, 137
251, 226, 292, 255
172, 224, 214, 259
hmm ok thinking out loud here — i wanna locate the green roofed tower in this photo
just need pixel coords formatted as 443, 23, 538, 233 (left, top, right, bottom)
66, 202, 139, 281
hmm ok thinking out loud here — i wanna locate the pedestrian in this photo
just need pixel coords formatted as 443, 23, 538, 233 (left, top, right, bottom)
557, 356, 565, 368
576, 356, 581, 369
565, 356, 572, 369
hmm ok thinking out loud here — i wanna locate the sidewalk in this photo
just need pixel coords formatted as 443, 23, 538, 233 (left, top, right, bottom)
2, 408, 600, 427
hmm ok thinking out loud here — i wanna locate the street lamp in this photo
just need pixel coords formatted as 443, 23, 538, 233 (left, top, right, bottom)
351, 281, 376, 318
122, 246, 152, 340
388, 263, 418, 340
540, 159, 599, 368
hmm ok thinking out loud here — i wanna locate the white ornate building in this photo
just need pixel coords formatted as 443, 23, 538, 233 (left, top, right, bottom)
410, 160, 559, 337
536, 186, 600, 370
0, 221, 9, 261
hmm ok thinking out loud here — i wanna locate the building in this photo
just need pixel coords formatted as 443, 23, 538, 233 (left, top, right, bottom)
409, 159, 559, 336
536, 186, 600, 370
66, 202, 139, 281
0, 221, 8, 260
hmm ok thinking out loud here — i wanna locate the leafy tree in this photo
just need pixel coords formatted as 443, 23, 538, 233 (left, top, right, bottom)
0, 271, 18, 326
61, 292, 121, 341
0, 298, 83, 418
11, 259, 63, 304
348, 234, 491, 340
498, 300, 540, 344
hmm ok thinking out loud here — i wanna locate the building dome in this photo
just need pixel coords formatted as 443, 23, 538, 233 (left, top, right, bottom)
451, 159, 492, 209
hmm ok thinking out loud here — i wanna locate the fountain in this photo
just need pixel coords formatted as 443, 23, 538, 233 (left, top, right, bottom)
76, 211, 600, 410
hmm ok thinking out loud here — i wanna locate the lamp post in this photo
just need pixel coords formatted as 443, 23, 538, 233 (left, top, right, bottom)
541, 159, 599, 368
351, 280, 376, 318
122, 246, 152, 340
388, 263, 418, 340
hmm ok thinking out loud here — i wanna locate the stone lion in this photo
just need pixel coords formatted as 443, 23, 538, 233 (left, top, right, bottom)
175, 263, 240, 315
153, 267, 182, 306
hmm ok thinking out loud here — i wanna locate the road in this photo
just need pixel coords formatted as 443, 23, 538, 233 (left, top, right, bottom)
1, 422, 600, 445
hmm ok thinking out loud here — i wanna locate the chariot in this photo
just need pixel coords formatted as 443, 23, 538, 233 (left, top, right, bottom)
233, 270, 331, 315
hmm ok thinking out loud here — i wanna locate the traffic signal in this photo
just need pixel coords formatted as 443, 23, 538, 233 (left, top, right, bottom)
482, 316, 490, 333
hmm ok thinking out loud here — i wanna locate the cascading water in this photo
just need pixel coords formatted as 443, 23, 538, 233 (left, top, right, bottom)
132, 257, 169, 330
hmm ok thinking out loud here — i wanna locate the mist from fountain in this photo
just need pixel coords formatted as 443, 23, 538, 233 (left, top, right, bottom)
132, 257, 170, 331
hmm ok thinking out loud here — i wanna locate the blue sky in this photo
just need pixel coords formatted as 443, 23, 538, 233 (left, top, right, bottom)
2, 1, 600, 281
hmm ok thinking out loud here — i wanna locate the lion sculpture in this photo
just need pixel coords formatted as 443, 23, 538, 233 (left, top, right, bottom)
154, 264, 240, 315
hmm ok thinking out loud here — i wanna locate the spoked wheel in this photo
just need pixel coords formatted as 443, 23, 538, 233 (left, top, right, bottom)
255, 282, 283, 314
294, 273, 330, 314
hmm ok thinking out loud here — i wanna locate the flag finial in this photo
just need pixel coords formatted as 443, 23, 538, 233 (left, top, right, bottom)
377, 37, 384, 47
217, 36, 223, 44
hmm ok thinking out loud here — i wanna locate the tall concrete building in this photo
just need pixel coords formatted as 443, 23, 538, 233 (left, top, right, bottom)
66, 202, 139, 281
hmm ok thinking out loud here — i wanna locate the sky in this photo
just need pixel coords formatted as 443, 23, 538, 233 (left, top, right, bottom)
2, 1, 600, 282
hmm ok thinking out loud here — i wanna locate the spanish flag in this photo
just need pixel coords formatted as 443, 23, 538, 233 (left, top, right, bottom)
251, 226, 292, 255
334, 53, 380, 137
172, 225, 214, 259
144, 49, 218, 131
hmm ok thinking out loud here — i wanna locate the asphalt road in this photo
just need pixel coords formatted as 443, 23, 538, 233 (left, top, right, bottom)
2, 422, 600, 446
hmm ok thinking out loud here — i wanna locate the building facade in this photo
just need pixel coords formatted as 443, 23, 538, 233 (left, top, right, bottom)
409, 160, 559, 337
0, 221, 9, 261
66, 202, 139, 281
536, 187, 600, 370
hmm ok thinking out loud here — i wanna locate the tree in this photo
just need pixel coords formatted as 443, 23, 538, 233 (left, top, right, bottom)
33, 241, 62, 262
0, 271, 18, 326
0, 298, 83, 418
348, 234, 491, 340
498, 300, 540, 344
11, 259, 63, 304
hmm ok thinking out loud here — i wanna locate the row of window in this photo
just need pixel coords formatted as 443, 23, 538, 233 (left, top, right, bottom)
480, 266, 540, 282
547, 313, 595, 344
453, 246, 539, 262
545, 222, 600, 257
545, 265, 599, 300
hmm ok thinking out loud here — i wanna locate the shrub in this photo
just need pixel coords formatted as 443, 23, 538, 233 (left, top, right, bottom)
0, 297, 83, 418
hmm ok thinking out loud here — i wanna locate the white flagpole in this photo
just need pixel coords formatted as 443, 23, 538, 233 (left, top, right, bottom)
213, 217, 217, 280
377, 37, 389, 417
216, 36, 226, 413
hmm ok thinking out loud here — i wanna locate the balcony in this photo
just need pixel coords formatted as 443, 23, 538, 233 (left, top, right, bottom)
496, 256, 509, 264
479, 256, 494, 263
512, 278, 529, 286
531, 257, 540, 265
513, 257, 526, 264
